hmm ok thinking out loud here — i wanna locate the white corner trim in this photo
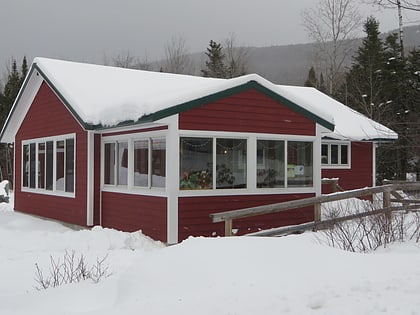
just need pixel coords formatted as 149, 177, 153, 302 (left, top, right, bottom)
86, 131, 94, 226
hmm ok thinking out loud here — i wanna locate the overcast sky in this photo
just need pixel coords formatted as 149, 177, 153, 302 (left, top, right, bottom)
1, 0, 419, 79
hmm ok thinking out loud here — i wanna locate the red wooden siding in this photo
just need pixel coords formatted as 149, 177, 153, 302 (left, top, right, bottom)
15, 82, 88, 226
322, 142, 373, 193
179, 89, 316, 135
178, 194, 315, 241
101, 192, 167, 242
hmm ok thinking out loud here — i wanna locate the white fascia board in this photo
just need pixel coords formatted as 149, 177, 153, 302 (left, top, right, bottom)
0, 70, 43, 143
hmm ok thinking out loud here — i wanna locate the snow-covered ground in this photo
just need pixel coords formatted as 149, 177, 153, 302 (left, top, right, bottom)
1, 193, 420, 315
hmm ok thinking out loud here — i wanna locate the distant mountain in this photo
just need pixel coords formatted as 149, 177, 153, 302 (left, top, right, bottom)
187, 24, 420, 86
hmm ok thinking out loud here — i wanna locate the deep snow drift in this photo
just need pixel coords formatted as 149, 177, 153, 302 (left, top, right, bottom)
0, 194, 419, 315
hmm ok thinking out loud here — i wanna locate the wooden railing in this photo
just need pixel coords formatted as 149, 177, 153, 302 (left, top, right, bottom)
209, 182, 420, 237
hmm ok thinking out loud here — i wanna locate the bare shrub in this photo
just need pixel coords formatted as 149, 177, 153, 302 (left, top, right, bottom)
319, 198, 420, 252
35, 250, 111, 290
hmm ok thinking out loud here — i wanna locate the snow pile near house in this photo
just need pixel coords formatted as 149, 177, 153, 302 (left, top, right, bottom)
1, 195, 419, 314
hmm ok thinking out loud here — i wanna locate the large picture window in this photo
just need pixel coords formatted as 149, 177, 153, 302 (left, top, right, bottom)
287, 141, 313, 187
257, 140, 285, 188
180, 137, 213, 190
216, 138, 247, 189
104, 137, 166, 189
22, 135, 75, 195
179, 137, 247, 190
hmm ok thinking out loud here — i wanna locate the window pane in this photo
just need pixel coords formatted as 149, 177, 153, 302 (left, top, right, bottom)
151, 138, 166, 188
38, 143, 45, 189
56, 140, 65, 191
321, 144, 328, 164
180, 137, 213, 190
216, 138, 247, 189
29, 143, 36, 188
287, 141, 313, 187
65, 139, 75, 193
257, 140, 285, 188
46, 141, 54, 190
134, 140, 149, 187
23, 144, 29, 187
331, 144, 339, 164
117, 142, 128, 186
104, 143, 115, 185
341, 145, 348, 165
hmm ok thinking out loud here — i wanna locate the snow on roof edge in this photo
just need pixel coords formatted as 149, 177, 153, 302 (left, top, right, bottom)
32, 57, 335, 129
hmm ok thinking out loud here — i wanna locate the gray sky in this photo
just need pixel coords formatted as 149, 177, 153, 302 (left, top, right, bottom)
0, 0, 419, 79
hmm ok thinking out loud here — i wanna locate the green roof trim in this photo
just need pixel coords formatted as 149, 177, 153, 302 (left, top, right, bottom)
96, 80, 335, 131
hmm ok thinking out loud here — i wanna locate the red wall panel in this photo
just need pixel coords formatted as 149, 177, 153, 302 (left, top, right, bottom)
179, 89, 316, 135
178, 193, 315, 241
101, 192, 167, 242
15, 82, 88, 226
322, 142, 373, 193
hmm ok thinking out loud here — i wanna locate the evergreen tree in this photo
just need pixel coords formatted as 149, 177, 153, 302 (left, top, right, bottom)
0, 57, 28, 184
341, 17, 387, 121
319, 73, 326, 93
304, 66, 318, 88
201, 40, 227, 78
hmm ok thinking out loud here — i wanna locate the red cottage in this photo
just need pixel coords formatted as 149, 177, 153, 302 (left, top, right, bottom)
0, 58, 397, 243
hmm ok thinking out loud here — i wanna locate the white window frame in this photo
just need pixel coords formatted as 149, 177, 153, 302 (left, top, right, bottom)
321, 140, 351, 169
101, 130, 167, 195
179, 130, 317, 196
21, 133, 76, 198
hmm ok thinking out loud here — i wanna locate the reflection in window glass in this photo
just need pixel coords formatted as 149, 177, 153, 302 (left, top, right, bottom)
151, 138, 166, 188
216, 139, 247, 189
257, 140, 285, 188
46, 141, 54, 190
321, 144, 328, 164
38, 143, 45, 189
104, 143, 115, 185
180, 137, 213, 190
331, 144, 339, 164
65, 139, 74, 193
29, 143, 36, 188
287, 141, 313, 187
23, 144, 29, 187
133, 140, 149, 187
117, 142, 128, 186
56, 141, 65, 191
341, 145, 348, 165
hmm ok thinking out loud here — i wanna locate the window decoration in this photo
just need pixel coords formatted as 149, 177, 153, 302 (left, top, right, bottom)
22, 135, 75, 195
287, 141, 313, 187
257, 140, 285, 188
216, 139, 247, 189
180, 137, 247, 190
180, 137, 213, 190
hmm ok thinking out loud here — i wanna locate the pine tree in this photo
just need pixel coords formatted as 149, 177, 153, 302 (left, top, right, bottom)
304, 66, 318, 88
0, 57, 28, 184
319, 73, 326, 93
342, 17, 387, 121
201, 40, 227, 78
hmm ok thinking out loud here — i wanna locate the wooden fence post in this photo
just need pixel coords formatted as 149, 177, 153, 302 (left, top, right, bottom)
314, 203, 321, 223
225, 219, 233, 237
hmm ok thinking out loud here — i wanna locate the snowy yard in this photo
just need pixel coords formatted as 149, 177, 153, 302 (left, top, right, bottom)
1, 193, 420, 315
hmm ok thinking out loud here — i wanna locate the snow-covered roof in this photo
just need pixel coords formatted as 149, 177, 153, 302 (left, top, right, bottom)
275, 86, 398, 141
0, 57, 397, 143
